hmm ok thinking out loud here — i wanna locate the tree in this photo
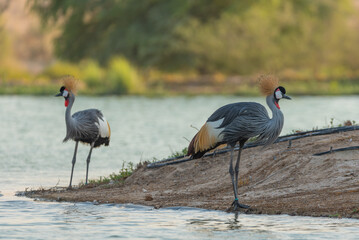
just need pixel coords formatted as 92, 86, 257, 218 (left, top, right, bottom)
30, 0, 359, 75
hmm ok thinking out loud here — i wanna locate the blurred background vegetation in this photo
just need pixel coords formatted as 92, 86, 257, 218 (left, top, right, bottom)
0, 0, 359, 95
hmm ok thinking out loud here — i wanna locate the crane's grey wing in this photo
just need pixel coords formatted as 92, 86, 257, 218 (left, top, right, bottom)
220, 102, 282, 146
207, 102, 277, 146
87, 109, 111, 140
64, 109, 103, 143
72, 109, 103, 128
188, 102, 270, 157
72, 109, 111, 147
207, 102, 269, 128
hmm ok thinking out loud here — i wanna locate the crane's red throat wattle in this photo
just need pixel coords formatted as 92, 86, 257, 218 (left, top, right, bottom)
65, 99, 69, 107
275, 101, 280, 109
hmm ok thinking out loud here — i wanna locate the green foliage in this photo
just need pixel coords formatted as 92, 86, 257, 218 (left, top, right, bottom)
0, 67, 32, 83
147, 147, 188, 165
177, 0, 359, 75
2, 1, 359, 95
77, 59, 114, 94
80, 59, 104, 90
105, 56, 144, 94
169, 147, 188, 158
291, 119, 357, 133
84, 162, 135, 186
328, 118, 356, 128
18, 56, 146, 95
42, 61, 81, 79
29, 0, 359, 79
329, 213, 341, 218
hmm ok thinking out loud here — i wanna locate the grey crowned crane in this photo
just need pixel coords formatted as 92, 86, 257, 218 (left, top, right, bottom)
55, 77, 111, 189
187, 75, 291, 211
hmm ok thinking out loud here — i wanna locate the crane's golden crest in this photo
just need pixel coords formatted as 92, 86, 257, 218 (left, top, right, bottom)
259, 75, 279, 96
62, 75, 78, 94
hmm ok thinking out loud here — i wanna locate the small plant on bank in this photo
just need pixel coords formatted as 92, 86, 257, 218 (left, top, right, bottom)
329, 213, 342, 218
290, 119, 358, 134
145, 148, 188, 165
329, 118, 356, 128
169, 147, 188, 158
80, 162, 135, 187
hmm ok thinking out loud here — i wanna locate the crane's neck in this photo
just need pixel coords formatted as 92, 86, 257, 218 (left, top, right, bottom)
65, 93, 76, 129
266, 95, 283, 119
263, 95, 284, 145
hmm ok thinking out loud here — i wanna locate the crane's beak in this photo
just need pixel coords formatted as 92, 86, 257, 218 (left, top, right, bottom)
55, 92, 62, 97
283, 94, 291, 100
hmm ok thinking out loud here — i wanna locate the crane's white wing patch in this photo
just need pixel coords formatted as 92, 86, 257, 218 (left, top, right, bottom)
207, 118, 225, 141
96, 117, 111, 138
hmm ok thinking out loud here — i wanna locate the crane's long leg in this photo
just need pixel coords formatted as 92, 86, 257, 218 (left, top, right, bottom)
234, 147, 241, 194
68, 141, 79, 189
229, 145, 250, 211
229, 146, 238, 198
233, 146, 250, 209
85, 142, 95, 185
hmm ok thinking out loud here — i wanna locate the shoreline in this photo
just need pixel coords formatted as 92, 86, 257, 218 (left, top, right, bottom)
24, 130, 359, 219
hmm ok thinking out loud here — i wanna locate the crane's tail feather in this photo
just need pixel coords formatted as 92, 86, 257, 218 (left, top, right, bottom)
187, 132, 199, 157
187, 123, 220, 159
94, 137, 110, 148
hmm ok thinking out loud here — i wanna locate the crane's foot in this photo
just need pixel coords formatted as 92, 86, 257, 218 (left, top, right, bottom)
227, 199, 250, 212
67, 185, 72, 190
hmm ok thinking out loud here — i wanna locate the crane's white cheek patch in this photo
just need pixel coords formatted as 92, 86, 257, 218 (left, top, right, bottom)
275, 90, 282, 99
63, 90, 69, 97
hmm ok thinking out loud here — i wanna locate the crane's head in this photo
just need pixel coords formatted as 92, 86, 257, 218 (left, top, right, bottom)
259, 75, 291, 109
54, 76, 78, 107
273, 86, 291, 109
55, 86, 71, 107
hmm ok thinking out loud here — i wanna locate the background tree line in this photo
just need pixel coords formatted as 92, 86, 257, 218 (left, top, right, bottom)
1, 0, 359, 95
30, 0, 359, 77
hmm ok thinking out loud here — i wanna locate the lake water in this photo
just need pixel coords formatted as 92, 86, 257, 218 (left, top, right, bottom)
1, 95, 359, 239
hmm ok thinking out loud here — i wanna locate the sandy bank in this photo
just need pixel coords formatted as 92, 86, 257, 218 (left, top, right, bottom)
25, 130, 359, 218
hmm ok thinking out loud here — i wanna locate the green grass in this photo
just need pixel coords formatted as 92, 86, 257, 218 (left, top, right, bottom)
2, 60, 359, 96
329, 213, 342, 218
2, 79, 359, 96
0, 56, 146, 96
289, 119, 357, 134
83, 147, 189, 187
81, 162, 135, 187
169, 147, 188, 158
